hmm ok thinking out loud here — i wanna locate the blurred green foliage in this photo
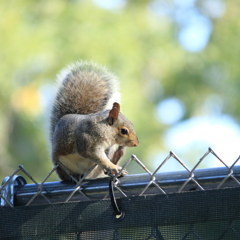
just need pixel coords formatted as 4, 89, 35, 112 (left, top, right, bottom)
0, 0, 239, 182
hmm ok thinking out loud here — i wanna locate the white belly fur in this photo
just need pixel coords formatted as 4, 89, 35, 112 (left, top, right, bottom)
59, 154, 104, 178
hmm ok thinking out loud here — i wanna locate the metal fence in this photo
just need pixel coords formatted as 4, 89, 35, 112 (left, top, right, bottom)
1, 147, 240, 240
1, 147, 240, 208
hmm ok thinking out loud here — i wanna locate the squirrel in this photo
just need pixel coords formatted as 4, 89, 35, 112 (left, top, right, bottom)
50, 61, 139, 181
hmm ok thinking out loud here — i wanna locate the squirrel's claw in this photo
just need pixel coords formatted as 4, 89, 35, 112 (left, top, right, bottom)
104, 166, 128, 178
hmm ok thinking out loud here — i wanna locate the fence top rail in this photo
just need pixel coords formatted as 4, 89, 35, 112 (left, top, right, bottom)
1, 164, 240, 207
1, 149, 240, 207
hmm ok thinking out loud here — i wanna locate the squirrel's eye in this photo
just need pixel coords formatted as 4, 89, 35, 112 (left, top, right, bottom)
121, 128, 128, 135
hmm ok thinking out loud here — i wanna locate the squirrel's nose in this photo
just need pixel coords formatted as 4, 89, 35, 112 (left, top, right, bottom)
133, 140, 139, 147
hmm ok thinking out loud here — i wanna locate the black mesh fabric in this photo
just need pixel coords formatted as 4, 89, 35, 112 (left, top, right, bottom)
1, 187, 240, 240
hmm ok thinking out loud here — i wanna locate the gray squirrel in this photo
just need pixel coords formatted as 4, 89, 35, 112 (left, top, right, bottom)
50, 61, 139, 181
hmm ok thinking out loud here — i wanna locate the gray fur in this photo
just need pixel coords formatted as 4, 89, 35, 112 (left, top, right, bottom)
50, 61, 119, 141
50, 61, 138, 181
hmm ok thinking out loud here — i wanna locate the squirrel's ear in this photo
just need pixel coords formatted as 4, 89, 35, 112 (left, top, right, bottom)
108, 102, 120, 125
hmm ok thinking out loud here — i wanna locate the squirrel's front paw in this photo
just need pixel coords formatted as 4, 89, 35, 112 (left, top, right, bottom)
104, 165, 128, 177
119, 168, 128, 177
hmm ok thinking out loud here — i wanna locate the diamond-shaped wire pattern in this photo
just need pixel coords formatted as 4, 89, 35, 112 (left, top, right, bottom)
1, 147, 240, 207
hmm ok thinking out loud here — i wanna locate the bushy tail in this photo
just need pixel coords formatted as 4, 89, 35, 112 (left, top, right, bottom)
50, 61, 120, 140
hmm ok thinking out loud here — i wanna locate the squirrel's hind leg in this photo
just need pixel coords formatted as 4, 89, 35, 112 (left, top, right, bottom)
55, 167, 73, 181
56, 165, 83, 182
